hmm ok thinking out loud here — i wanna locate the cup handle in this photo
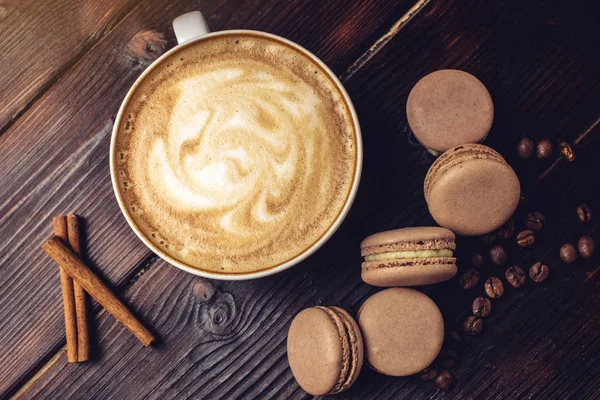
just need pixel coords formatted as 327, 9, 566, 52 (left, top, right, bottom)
173, 11, 210, 45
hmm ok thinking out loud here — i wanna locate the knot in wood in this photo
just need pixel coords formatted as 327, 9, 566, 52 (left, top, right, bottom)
197, 290, 237, 337
127, 30, 167, 65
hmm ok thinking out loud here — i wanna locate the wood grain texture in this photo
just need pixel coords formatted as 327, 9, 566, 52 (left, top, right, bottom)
0, 0, 142, 133
0, 0, 418, 396
13, 0, 600, 399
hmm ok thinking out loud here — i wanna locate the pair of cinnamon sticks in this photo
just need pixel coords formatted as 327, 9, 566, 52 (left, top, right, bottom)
44, 216, 155, 363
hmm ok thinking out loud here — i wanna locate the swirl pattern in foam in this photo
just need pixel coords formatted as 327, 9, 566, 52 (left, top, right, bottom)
114, 33, 358, 274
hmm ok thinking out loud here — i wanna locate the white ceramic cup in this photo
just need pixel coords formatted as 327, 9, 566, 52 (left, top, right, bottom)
110, 11, 363, 280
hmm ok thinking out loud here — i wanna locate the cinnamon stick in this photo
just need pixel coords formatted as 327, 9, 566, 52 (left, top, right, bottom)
52, 216, 78, 362
42, 236, 155, 346
67, 215, 90, 362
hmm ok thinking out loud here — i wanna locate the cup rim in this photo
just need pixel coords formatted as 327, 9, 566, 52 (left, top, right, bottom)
110, 29, 363, 280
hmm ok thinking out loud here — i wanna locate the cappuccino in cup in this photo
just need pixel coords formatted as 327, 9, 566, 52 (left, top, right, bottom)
112, 32, 360, 276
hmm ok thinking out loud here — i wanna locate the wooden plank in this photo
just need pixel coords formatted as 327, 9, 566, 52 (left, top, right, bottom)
0, 0, 142, 133
0, 0, 419, 396
13, 0, 600, 398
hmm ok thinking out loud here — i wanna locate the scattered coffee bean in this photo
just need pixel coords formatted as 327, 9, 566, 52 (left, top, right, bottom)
578, 236, 595, 259
471, 250, 484, 268
419, 365, 439, 381
536, 139, 553, 160
472, 297, 492, 317
460, 269, 480, 289
463, 316, 483, 336
560, 243, 578, 264
436, 350, 457, 368
577, 204, 592, 223
529, 262, 549, 283
434, 369, 454, 392
484, 277, 504, 298
498, 218, 515, 240
525, 211, 545, 231
516, 230, 535, 247
489, 245, 508, 266
480, 231, 497, 244
505, 265, 527, 288
517, 137, 535, 159
559, 142, 576, 162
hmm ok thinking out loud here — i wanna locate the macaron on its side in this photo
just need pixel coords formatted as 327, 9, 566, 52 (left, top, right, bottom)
287, 306, 363, 396
328, 306, 364, 393
357, 288, 444, 377
360, 227, 457, 287
407, 69, 494, 153
424, 144, 520, 236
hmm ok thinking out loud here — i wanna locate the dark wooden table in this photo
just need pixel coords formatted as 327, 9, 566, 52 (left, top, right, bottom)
1, 0, 599, 398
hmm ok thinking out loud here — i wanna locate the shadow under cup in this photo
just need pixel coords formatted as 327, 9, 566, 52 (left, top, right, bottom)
110, 30, 362, 280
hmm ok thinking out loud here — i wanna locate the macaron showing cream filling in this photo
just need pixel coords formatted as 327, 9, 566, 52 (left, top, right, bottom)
361, 227, 457, 287
358, 288, 444, 377
287, 306, 363, 396
424, 143, 520, 236
407, 69, 494, 155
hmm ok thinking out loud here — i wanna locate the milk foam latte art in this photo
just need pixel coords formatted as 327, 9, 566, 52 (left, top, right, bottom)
113, 33, 359, 274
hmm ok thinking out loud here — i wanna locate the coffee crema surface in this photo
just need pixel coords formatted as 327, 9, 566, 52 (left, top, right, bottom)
114, 33, 358, 274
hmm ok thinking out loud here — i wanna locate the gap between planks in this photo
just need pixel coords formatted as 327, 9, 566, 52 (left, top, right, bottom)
340, 0, 432, 81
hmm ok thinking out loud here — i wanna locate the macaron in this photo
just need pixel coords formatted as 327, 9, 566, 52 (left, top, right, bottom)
407, 69, 494, 154
424, 144, 520, 236
287, 306, 363, 396
361, 227, 457, 287
358, 288, 444, 376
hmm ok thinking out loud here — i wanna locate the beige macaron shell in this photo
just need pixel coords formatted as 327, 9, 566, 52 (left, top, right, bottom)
362, 258, 457, 286
358, 288, 444, 377
407, 69, 494, 152
427, 157, 520, 235
287, 307, 345, 395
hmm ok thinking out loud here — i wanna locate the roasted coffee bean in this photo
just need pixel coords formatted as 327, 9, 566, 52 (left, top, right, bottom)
419, 365, 439, 381
578, 236, 595, 259
472, 297, 492, 317
435, 369, 454, 392
436, 350, 457, 368
517, 230, 535, 247
460, 269, 480, 290
489, 245, 508, 266
526, 212, 545, 231
517, 137, 535, 159
559, 142, 576, 161
560, 243, 578, 264
463, 316, 483, 336
577, 204, 592, 223
530, 262, 549, 283
498, 218, 515, 240
536, 139, 553, 160
480, 231, 497, 244
471, 250, 485, 268
485, 277, 504, 298
505, 265, 527, 288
